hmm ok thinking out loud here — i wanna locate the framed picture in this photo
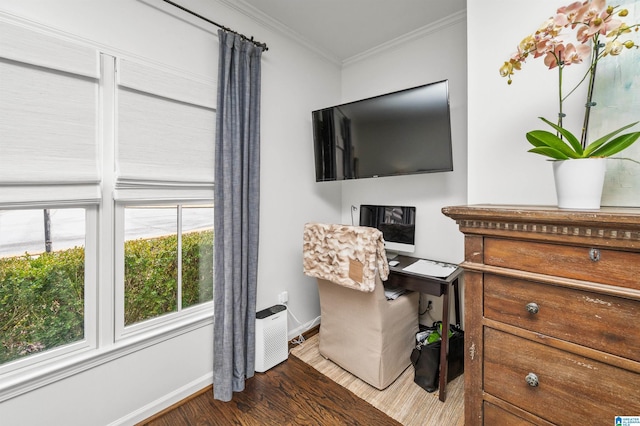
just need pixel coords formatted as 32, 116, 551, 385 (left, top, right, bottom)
592, 0, 640, 206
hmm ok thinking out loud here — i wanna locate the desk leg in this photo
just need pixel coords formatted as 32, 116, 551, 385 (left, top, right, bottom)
439, 284, 450, 402
453, 277, 461, 327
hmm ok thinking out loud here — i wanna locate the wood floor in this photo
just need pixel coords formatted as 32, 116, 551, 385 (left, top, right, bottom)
139, 355, 400, 426
291, 334, 464, 426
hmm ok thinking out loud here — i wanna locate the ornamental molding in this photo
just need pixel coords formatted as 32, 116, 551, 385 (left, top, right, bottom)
457, 219, 640, 242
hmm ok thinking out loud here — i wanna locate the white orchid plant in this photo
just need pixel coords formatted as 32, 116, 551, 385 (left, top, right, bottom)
500, 0, 640, 160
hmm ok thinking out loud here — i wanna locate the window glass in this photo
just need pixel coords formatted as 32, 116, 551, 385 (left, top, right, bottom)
181, 205, 213, 309
123, 204, 213, 327
124, 206, 178, 325
0, 208, 86, 365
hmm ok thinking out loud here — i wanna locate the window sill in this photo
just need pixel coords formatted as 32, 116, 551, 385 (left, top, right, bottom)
0, 309, 213, 403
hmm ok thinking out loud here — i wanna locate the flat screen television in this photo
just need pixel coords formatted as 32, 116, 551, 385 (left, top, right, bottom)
312, 80, 453, 182
359, 205, 416, 255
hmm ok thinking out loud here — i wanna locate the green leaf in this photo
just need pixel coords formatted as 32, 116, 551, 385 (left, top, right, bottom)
526, 130, 579, 158
527, 146, 571, 160
583, 121, 640, 157
538, 117, 583, 155
525, 130, 550, 148
589, 131, 640, 157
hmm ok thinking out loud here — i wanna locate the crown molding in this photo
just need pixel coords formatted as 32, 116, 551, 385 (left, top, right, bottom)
215, 0, 465, 68
214, 0, 342, 65
343, 9, 467, 68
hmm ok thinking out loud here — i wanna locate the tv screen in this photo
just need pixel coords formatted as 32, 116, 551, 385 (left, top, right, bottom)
312, 80, 453, 182
359, 205, 416, 254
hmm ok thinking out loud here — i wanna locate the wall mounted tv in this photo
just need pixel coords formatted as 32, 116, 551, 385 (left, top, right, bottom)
312, 80, 453, 182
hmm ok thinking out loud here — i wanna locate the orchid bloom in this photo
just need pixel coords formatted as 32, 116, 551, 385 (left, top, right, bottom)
604, 39, 624, 55
575, 0, 607, 28
499, 0, 640, 152
519, 34, 537, 56
543, 44, 565, 69
564, 43, 591, 64
542, 42, 589, 69
499, 62, 513, 79
555, 1, 583, 27
500, 1, 638, 83
575, 0, 626, 40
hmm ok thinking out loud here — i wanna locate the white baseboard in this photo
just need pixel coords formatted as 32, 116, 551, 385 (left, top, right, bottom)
109, 320, 320, 425
287, 320, 320, 341
108, 372, 213, 426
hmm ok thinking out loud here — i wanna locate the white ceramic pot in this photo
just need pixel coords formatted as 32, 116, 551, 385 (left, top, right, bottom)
552, 158, 607, 209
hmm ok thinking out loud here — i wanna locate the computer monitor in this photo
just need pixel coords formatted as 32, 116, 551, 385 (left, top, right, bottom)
359, 205, 416, 257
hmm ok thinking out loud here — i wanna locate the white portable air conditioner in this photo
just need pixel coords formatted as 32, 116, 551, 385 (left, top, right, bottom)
255, 304, 288, 372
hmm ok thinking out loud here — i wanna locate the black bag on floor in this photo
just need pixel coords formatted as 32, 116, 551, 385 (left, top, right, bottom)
410, 322, 464, 393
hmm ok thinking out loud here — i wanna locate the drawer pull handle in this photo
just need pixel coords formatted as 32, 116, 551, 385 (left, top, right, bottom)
525, 373, 539, 387
589, 248, 600, 262
525, 302, 539, 314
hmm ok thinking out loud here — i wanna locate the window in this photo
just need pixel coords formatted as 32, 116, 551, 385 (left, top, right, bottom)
117, 203, 214, 332
0, 20, 100, 373
0, 207, 95, 368
0, 17, 217, 399
113, 57, 216, 337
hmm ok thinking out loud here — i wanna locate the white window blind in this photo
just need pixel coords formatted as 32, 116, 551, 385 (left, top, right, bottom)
0, 20, 100, 207
115, 58, 217, 201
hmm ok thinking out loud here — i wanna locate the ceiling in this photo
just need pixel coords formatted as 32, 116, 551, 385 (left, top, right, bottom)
235, 0, 466, 63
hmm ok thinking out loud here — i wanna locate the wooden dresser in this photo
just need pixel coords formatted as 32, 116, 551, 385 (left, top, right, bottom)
442, 205, 640, 425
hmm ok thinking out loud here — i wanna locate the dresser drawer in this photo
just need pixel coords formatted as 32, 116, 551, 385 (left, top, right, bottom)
484, 274, 640, 362
483, 402, 542, 426
484, 328, 640, 425
484, 238, 640, 290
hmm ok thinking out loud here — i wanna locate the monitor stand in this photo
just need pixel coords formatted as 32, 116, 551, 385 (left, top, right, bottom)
385, 251, 399, 260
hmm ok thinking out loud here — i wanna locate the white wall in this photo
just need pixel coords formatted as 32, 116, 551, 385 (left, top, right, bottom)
340, 15, 468, 263
467, 0, 588, 205
0, 326, 214, 425
0, 0, 341, 423
255, 11, 342, 331
339, 14, 468, 324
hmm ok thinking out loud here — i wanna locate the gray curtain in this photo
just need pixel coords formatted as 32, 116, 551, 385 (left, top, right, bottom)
213, 29, 262, 402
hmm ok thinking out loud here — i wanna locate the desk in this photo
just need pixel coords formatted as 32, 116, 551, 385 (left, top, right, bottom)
386, 255, 463, 402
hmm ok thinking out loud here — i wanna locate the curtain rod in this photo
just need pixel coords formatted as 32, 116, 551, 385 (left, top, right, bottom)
162, 0, 268, 52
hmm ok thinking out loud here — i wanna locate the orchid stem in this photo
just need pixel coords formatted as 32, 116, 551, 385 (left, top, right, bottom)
557, 53, 564, 138
581, 39, 600, 150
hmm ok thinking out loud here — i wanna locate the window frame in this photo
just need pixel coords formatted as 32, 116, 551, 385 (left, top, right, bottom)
114, 200, 214, 341
0, 204, 98, 375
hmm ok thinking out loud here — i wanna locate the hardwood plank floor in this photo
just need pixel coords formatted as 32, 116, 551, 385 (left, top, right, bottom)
139, 355, 400, 426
